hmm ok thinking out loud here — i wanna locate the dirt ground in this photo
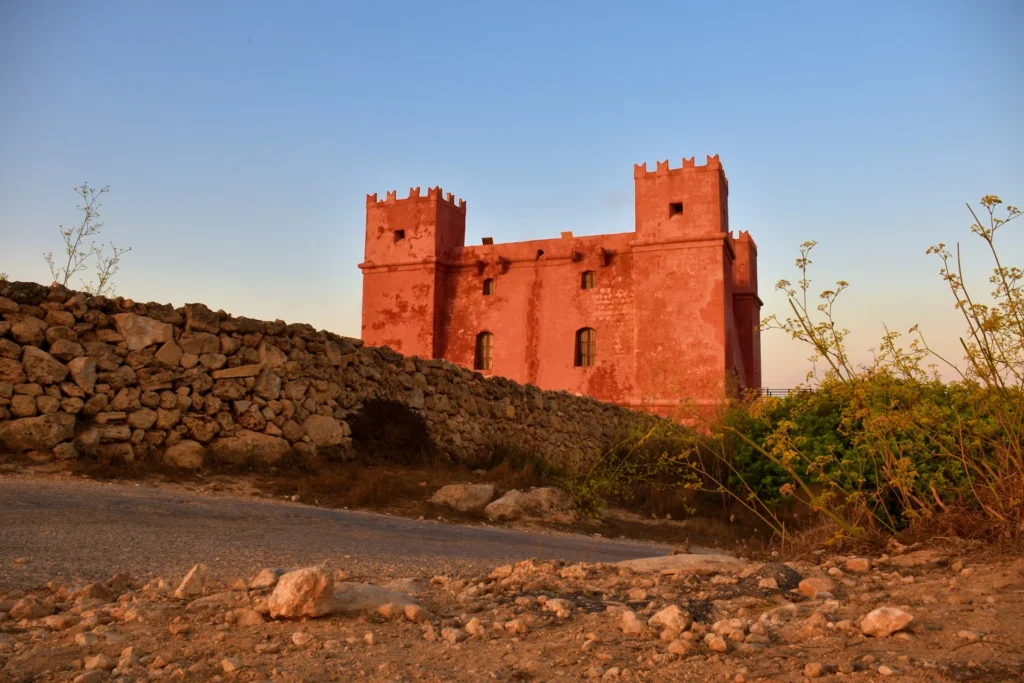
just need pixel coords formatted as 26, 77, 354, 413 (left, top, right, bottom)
1, 463, 1022, 682
1, 541, 1022, 682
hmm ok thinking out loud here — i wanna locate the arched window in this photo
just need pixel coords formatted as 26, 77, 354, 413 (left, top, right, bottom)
574, 327, 596, 367
482, 278, 496, 296
474, 331, 493, 370
580, 271, 596, 290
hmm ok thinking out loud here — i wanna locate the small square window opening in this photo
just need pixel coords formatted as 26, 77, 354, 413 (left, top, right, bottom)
394, 229, 406, 242
669, 202, 683, 217
581, 271, 596, 290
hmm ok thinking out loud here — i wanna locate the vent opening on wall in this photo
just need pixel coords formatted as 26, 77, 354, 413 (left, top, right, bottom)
482, 237, 494, 245
394, 229, 406, 242
483, 278, 496, 296
669, 202, 683, 217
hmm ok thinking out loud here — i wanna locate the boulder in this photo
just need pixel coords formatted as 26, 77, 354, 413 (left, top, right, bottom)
302, 415, 347, 447
209, 430, 290, 465
266, 567, 334, 619
21, 346, 68, 384
430, 483, 495, 514
483, 487, 577, 522
111, 313, 173, 351
0, 413, 76, 452
164, 440, 205, 469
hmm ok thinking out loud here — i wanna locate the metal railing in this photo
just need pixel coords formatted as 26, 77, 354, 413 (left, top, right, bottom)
760, 387, 816, 397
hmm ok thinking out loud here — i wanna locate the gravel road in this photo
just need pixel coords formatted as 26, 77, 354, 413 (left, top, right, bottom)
0, 478, 676, 590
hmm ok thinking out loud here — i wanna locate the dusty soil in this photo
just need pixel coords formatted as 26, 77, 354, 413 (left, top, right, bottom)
1, 540, 1022, 682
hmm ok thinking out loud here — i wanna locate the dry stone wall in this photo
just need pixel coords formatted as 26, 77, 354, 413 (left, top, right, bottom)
0, 281, 660, 471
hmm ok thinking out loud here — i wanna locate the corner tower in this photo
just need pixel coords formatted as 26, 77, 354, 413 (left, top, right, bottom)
359, 187, 466, 357
630, 155, 736, 417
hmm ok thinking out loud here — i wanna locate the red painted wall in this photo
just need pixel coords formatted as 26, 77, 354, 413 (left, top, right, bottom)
359, 156, 762, 419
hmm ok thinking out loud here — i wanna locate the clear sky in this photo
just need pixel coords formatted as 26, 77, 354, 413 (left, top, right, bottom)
1, 0, 1021, 388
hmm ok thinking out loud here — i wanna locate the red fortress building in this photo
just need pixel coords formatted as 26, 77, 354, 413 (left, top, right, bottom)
358, 155, 761, 418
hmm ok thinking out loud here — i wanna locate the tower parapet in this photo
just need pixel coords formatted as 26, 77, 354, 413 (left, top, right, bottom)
366, 186, 466, 212
633, 154, 729, 243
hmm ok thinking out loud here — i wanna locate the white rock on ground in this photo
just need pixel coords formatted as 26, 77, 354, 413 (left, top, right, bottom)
860, 607, 914, 637
332, 582, 420, 615
174, 563, 217, 599
266, 567, 335, 619
429, 483, 496, 514
648, 605, 691, 632
483, 487, 577, 522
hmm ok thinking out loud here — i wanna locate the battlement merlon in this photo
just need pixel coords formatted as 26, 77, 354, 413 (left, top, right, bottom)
633, 155, 728, 187
365, 186, 467, 213
730, 230, 758, 251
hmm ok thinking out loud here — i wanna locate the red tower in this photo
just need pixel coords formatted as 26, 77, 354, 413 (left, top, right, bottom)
359, 156, 761, 418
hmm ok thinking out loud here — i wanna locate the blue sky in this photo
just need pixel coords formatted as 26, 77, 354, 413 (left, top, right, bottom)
1, 0, 1021, 387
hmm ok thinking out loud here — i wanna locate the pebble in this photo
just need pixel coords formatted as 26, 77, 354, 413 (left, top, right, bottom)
84, 654, 116, 671
221, 657, 242, 672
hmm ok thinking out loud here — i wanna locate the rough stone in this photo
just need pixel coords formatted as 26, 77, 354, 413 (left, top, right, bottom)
483, 487, 577, 522
5, 314, 48, 345
184, 303, 220, 333
860, 607, 914, 637
9, 596, 54, 619
47, 338, 84, 361
209, 430, 290, 465
798, 576, 836, 598
154, 340, 183, 366
21, 346, 69, 384
164, 440, 205, 469
333, 582, 419, 615
127, 407, 158, 430
648, 605, 691, 632
302, 414, 347, 447
430, 483, 496, 514
267, 567, 334, 619
174, 563, 217, 599
212, 364, 263, 379
0, 413, 76, 452
67, 356, 97, 394
112, 313, 173, 351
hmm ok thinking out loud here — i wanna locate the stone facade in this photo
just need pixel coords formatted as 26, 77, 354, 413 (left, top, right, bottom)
0, 280, 659, 470
359, 155, 762, 418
